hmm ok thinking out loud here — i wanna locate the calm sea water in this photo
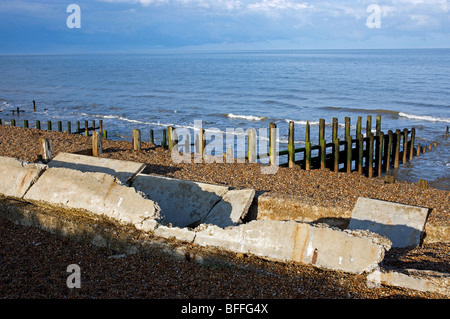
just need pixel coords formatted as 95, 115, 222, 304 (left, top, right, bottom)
0, 49, 449, 190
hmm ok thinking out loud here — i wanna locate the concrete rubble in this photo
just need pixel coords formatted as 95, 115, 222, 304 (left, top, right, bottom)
0, 154, 448, 292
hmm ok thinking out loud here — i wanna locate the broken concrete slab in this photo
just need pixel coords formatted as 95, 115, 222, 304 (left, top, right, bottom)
0, 156, 46, 199
154, 224, 196, 243
194, 220, 391, 274
367, 269, 450, 296
23, 167, 163, 232
131, 174, 229, 227
201, 189, 255, 228
348, 197, 429, 248
48, 152, 145, 185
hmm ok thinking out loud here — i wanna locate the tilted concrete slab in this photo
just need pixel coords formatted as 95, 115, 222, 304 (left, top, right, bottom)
0, 156, 46, 199
131, 174, 230, 228
193, 220, 391, 274
48, 152, 146, 185
23, 167, 163, 232
348, 197, 429, 248
201, 189, 256, 228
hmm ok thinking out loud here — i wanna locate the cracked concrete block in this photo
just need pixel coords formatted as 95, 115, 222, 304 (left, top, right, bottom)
154, 224, 196, 243
201, 189, 255, 228
0, 156, 46, 198
131, 174, 229, 227
48, 152, 145, 185
194, 220, 390, 274
348, 197, 429, 248
23, 167, 162, 231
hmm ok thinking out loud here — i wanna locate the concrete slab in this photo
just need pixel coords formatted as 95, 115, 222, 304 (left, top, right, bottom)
131, 174, 229, 227
194, 220, 391, 274
201, 189, 255, 228
348, 197, 429, 248
48, 152, 145, 185
23, 167, 163, 232
0, 156, 46, 198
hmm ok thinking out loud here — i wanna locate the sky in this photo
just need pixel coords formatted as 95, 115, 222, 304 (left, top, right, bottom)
0, 0, 449, 54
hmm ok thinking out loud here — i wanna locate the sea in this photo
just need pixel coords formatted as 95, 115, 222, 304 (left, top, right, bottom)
0, 49, 449, 190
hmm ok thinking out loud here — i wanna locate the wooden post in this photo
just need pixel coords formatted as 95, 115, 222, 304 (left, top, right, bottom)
319, 119, 325, 144
248, 128, 257, 164
305, 121, 311, 171
402, 128, 409, 164
132, 129, 141, 151
47, 121, 51, 131
332, 118, 338, 142
24, 120, 29, 128
366, 115, 372, 137
320, 139, 326, 170
0, 118, 2, 125
36, 120, 41, 130
33, 100, 36, 112
67, 122, 71, 134
288, 121, 295, 168
446, 126, 449, 138
357, 134, 364, 175
99, 120, 103, 133
269, 122, 277, 166
162, 129, 167, 148
376, 132, 384, 177
333, 138, 340, 172
418, 179, 429, 189
168, 126, 174, 151
40, 138, 53, 163
356, 116, 362, 138
58, 121, 62, 132
368, 133, 374, 178
409, 128, 415, 161
394, 129, 400, 169
416, 143, 421, 156
385, 130, 393, 173
345, 117, 351, 139
11, 119, 16, 127
376, 115, 381, 136
346, 135, 352, 173
103, 130, 107, 139
199, 128, 205, 156
92, 131, 102, 157
76, 121, 80, 133
150, 129, 154, 144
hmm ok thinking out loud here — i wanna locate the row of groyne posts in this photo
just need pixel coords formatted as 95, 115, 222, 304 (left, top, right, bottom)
1, 106, 448, 181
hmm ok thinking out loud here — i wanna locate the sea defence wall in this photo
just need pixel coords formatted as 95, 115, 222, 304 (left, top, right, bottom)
0, 153, 445, 281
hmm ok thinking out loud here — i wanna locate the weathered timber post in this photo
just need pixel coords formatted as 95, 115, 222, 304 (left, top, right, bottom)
103, 130, 107, 139
416, 143, 421, 156
333, 138, 340, 172
99, 120, 103, 133
320, 139, 326, 170
305, 121, 311, 171
58, 121, 62, 132
92, 131, 102, 157
385, 130, 393, 173
346, 135, 352, 173
150, 129, 154, 144
168, 126, 174, 151
376, 115, 381, 136
24, 120, 29, 128
84, 120, 88, 134
92, 120, 96, 132
409, 128, 415, 161
376, 132, 384, 177
162, 129, 167, 148
356, 116, 362, 138
345, 117, 351, 139
319, 119, 325, 169
418, 179, 429, 189
199, 128, 206, 156
366, 115, 372, 137
248, 128, 257, 164
132, 129, 141, 151
11, 119, 16, 126
47, 121, 52, 131
76, 121, 80, 133
67, 122, 71, 134
40, 138, 53, 164
33, 100, 36, 112
36, 120, 41, 130
357, 134, 364, 175
368, 132, 374, 178
332, 118, 338, 142
394, 129, 401, 169
403, 128, 409, 164
269, 122, 277, 166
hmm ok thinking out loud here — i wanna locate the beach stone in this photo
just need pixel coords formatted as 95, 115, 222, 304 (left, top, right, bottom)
23, 167, 163, 232
48, 152, 146, 185
0, 156, 46, 198
348, 197, 429, 248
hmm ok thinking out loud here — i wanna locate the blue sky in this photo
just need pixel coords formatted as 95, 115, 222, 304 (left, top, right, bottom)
0, 0, 449, 54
